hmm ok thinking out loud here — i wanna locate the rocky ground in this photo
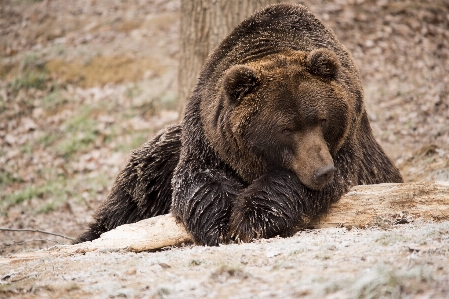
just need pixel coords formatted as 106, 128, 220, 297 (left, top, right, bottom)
0, 0, 448, 298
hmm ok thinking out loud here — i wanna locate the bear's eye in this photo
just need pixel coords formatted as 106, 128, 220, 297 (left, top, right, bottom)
320, 119, 327, 128
282, 128, 293, 135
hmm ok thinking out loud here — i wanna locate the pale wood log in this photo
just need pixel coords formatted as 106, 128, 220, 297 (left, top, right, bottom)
0, 214, 191, 265
310, 181, 449, 229
1, 182, 448, 265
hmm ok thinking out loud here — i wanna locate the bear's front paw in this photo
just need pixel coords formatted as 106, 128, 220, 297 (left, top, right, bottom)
228, 191, 293, 242
228, 170, 307, 242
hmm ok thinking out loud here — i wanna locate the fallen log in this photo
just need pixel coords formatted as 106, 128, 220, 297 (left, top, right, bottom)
309, 181, 449, 229
1, 181, 448, 264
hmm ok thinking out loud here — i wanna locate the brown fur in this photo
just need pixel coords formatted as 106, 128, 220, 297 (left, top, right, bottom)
75, 4, 402, 246
205, 50, 348, 190
172, 3, 402, 244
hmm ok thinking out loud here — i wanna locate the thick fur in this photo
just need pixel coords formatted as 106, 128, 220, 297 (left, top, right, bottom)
172, 4, 402, 245
73, 124, 181, 244
75, 4, 402, 245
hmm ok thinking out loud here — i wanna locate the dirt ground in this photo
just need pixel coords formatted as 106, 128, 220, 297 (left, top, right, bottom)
1, 221, 448, 298
1, 0, 448, 298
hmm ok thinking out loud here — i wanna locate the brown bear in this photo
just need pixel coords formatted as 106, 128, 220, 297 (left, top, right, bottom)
74, 4, 403, 246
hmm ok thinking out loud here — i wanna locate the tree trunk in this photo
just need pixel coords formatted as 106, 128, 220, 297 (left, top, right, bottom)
178, 0, 284, 118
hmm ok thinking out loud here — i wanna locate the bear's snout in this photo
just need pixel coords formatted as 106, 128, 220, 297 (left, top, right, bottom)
291, 126, 335, 191
313, 164, 335, 187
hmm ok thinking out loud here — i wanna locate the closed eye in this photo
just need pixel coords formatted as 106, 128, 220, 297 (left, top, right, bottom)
282, 128, 293, 135
321, 119, 327, 127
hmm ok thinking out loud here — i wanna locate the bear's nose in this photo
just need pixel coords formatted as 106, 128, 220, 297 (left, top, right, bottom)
313, 164, 335, 186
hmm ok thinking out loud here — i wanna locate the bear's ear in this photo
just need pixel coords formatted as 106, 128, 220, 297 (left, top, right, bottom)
306, 49, 340, 79
223, 65, 260, 102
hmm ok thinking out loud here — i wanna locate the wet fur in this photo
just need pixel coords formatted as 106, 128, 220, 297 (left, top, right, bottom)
75, 4, 402, 245
74, 124, 181, 243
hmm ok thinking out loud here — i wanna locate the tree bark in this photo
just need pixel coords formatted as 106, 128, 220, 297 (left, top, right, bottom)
2, 182, 448, 264
178, 0, 284, 117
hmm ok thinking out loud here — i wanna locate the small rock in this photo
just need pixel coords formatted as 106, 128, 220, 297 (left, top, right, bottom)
159, 263, 171, 269
126, 268, 137, 275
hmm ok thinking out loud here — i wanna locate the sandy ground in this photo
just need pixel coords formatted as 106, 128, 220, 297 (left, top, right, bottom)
1, 0, 449, 298
1, 221, 449, 298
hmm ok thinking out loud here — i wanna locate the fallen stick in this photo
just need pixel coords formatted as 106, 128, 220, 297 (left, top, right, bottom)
1, 181, 448, 264
0, 228, 74, 240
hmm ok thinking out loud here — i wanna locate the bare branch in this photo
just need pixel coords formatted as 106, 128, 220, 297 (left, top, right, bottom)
0, 228, 75, 241
1, 239, 61, 250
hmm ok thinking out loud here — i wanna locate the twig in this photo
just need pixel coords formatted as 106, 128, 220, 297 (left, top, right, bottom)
0, 239, 61, 249
0, 228, 74, 241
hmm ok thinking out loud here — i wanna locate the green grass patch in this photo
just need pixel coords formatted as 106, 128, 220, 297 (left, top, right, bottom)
20, 52, 41, 68
38, 132, 60, 148
71, 173, 110, 203
103, 126, 119, 144
8, 52, 49, 93
1, 178, 69, 212
54, 105, 101, 158
1, 168, 111, 215
55, 129, 99, 158
128, 132, 149, 150
124, 83, 143, 99
156, 91, 178, 111
0, 95, 5, 113
8, 71, 48, 92
19, 143, 33, 154
63, 106, 96, 131
114, 131, 149, 153
3, 184, 43, 207
35, 90, 94, 153
42, 90, 68, 110
0, 171, 21, 186
36, 201, 56, 214
36, 200, 59, 214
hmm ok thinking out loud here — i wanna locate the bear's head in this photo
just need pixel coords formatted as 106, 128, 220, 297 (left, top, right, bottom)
203, 49, 354, 190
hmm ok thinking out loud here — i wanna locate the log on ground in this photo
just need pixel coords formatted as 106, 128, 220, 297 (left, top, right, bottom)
1, 181, 448, 264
